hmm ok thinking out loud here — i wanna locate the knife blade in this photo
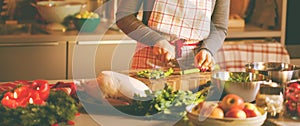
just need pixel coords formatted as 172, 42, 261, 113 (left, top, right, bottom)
179, 68, 200, 75
146, 59, 202, 75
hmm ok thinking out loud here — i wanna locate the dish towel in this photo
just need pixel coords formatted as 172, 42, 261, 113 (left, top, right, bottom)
214, 42, 290, 72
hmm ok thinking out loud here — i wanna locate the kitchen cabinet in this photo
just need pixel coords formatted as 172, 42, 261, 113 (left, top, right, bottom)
227, 0, 287, 45
0, 41, 67, 82
67, 40, 136, 79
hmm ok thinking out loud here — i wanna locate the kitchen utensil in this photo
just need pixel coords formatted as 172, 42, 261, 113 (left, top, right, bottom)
245, 62, 298, 84
146, 60, 200, 75
32, 1, 85, 31
211, 72, 267, 102
146, 59, 177, 69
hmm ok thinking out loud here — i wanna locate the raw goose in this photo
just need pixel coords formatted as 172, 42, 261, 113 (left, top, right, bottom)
81, 71, 151, 103
97, 71, 151, 100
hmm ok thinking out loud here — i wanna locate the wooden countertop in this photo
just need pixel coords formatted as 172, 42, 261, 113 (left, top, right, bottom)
0, 22, 134, 43
70, 71, 299, 126
0, 21, 283, 43
73, 110, 300, 126
1, 73, 299, 125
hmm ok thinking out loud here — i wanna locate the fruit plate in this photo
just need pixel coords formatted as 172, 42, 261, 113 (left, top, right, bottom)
186, 104, 267, 126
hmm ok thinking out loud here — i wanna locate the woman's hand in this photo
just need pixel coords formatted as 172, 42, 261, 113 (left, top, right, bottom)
194, 49, 213, 71
153, 40, 175, 62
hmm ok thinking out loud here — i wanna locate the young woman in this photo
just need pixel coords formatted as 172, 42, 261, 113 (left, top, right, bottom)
116, 0, 229, 71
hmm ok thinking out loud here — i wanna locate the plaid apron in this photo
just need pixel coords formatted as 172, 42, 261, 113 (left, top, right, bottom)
131, 0, 212, 69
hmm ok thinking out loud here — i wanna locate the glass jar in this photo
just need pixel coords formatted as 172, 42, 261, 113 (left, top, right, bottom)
256, 83, 284, 118
284, 80, 300, 120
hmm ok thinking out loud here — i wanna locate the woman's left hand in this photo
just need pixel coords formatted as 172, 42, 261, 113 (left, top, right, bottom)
194, 49, 213, 71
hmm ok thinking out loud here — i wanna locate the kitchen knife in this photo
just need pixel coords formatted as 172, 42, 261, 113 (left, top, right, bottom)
147, 59, 201, 75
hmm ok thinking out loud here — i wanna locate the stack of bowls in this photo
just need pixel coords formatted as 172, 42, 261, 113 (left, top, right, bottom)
33, 1, 84, 23
245, 62, 299, 84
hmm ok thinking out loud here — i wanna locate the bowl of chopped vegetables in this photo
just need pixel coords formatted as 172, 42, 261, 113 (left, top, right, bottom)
211, 72, 267, 102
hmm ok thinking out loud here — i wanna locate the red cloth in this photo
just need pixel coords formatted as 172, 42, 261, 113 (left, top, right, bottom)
0, 81, 76, 95
214, 42, 290, 72
172, 39, 199, 58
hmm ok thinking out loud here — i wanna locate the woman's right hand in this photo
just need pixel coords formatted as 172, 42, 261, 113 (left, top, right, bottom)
153, 40, 175, 62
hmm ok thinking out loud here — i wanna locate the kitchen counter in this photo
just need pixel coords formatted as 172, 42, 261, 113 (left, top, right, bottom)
69, 70, 299, 126
74, 115, 300, 126
0, 21, 283, 43
1, 77, 300, 126
0, 21, 134, 43
73, 106, 300, 126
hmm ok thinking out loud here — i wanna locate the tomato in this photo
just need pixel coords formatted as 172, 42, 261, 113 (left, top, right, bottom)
14, 85, 32, 107
288, 83, 300, 90
67, 120, 75, 125
1, 92, 19, 108
31, 80, 50, 100
30, 91, 45, 105
14, 85, 31, 99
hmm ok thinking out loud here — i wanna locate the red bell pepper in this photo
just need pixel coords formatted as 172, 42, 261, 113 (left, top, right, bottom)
31, 80, 50, 100
14, 85, 32, 107
52, 82, 77, 95
1, 92, 19, 109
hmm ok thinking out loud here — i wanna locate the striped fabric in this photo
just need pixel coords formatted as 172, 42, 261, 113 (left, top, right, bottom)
131, 43, 197, 69
214, 42, 290, 72
132, 0, 212, 69
148, 0, 212, 42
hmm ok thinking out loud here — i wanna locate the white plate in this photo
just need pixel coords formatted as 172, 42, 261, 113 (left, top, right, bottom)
186, 104, 267, 126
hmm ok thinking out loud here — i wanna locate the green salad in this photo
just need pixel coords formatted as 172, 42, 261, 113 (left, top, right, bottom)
116, 84, 210, 120
227, 72, 251, 82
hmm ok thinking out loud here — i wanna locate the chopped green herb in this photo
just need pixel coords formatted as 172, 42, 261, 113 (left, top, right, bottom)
137, 68, 174, 79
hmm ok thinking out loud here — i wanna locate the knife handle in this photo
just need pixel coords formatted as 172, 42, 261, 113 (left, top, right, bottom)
180, 68, 200, 75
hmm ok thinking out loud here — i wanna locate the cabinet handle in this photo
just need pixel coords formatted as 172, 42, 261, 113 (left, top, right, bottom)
77, 41, 101, 45
0, 42, 60, 47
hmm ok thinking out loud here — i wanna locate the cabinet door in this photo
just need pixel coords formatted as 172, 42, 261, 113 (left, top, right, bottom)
0, 41, 66, 82
68, 41, 136, 79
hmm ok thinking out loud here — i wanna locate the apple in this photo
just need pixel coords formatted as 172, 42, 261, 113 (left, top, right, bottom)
220, 94, 245, 112
243, 108, 261, 117
244, 103, 257, 111
192, 101, 224, 119
225, 108, 247, 119
209, 107, 224, 119
192, 101, 204, 115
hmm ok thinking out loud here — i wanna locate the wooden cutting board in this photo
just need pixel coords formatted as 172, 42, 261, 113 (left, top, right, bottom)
128, 70, 212, 91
